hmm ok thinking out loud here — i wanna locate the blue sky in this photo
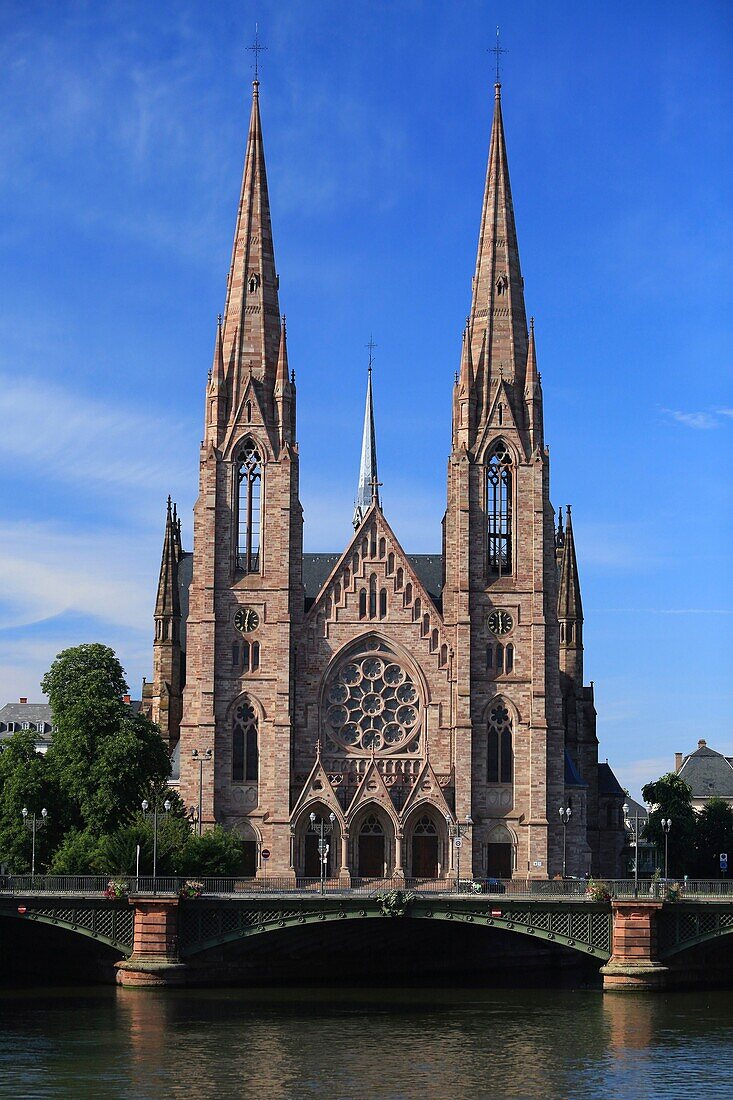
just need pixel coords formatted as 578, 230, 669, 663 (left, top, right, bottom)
0, 0, 730, 797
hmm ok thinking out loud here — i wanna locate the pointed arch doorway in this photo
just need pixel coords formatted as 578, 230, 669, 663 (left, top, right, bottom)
411, 814, 439, 878
358, 814, 385, 878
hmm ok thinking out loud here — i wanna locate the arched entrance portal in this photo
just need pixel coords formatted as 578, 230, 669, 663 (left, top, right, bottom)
294, 809, 341, 880
358, 814, 385, 877
487, 824, 514, 878
411, 814, 439, 878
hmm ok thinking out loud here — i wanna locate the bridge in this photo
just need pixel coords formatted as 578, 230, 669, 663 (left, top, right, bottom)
1, 877, 732, 991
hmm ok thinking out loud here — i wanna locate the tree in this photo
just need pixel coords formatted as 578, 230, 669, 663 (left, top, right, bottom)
694, 799, 733, 878
177, 827, 245, 876
642, 772, 696, 876
42, 644, 171, 835
0, 730, 60, 872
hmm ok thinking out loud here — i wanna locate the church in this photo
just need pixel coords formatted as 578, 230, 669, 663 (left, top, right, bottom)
142, 70, 626, 883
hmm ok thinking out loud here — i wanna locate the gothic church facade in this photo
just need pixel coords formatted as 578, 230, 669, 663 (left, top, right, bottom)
143, 75, 625, 882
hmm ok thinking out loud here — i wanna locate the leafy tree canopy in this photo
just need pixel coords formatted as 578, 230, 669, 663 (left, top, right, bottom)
642, 772, 696, 877
42, 644, 171, 835
694, 798, 733, 877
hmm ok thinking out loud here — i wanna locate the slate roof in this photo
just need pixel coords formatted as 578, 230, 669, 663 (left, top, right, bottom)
0, 703, 54, 746
598, 761, 626, 798
679, 744, 733, 799
303, 552, 444, 611
177, 550, 444, 631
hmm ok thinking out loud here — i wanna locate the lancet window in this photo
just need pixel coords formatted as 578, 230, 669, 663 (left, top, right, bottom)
487, 701, 513, 784
237, 441, 262, 573
232, 697, 259, 783
487, 441, 512, 576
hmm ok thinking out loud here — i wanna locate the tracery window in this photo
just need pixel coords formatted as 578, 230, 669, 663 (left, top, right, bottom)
360, 814, 384, 835
487, 442, 512, 576
237, 442, 261, 573
487, 702, 513, 784
414, 814, 437, 835
233, 698, 259, 783
323, 640, 421, 755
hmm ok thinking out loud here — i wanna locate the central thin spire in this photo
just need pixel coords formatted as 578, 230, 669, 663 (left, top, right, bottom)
353, 342, 379, 529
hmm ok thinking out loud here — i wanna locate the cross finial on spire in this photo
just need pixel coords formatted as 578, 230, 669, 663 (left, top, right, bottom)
489, 25, 507, 86
249, 23, 267, 82
366, 335, 377, 372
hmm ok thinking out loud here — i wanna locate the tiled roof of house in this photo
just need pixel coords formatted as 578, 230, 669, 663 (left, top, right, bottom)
679, 742, 733, 799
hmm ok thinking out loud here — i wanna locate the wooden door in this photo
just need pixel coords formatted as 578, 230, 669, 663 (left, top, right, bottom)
412, 835, 438, 878
359, 835, 385, 877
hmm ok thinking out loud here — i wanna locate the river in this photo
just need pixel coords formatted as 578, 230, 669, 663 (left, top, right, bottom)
0, 984, 731, 1099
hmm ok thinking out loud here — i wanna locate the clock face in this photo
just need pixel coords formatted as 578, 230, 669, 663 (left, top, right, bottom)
234, 607, 260, 634
488, 609, 514, 636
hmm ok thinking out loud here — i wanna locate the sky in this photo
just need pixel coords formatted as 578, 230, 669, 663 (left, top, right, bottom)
0, 0, 730, 799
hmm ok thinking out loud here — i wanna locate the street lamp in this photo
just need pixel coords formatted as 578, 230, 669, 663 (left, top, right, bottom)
661, 817, 672, 880
559, 805, 572, 878
446, 814, 473, 892
21, 807, 47, 879
141, 797, 171, 882
623, 802, 650, 896
309, 811, 336, 895
191, 748, 213, 837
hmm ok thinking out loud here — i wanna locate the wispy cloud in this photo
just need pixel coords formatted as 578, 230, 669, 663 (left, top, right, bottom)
661, 407, 731, 430
0, 372, 195, 500
0, 519, 156, 632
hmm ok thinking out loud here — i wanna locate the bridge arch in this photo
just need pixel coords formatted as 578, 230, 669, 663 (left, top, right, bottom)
0, 902, 133, 955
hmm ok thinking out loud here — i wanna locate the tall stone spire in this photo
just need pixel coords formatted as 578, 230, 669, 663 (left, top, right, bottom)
155, 497, 181, 622
557, 505, 584, 686
221, 79, 281, 394
469, 82, 528, 416
353, 363, 379, 528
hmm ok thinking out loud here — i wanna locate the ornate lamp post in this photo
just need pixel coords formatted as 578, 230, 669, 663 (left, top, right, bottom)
141, 797, 171, 883
623, 802, 650, 896
559, 805, 572, 878
309, 811, 335, 895
21, 807, 47, 879
661, 817, 672, 880
191, 748, 213, 837
446, 814, 473, 891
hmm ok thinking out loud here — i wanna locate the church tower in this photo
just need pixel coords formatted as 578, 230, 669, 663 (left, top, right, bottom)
178, 77, 303, 863
443, 81, 568, 877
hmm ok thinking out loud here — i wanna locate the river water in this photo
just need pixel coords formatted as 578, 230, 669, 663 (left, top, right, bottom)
0, 985, 731, 1099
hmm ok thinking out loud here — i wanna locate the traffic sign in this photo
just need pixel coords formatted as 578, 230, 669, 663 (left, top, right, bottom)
261, 848, 270, 860
720, 853, 728, 862
454, 837, 463, 849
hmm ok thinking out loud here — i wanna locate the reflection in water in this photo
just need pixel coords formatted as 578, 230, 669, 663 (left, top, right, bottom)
1, 985, 731, 1099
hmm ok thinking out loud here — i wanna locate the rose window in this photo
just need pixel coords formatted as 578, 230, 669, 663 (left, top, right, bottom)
324, 649, 421, 753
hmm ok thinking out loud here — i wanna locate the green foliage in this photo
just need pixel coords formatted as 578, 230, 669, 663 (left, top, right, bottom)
0, 731, 59, 872
49, 829, 103, 874
177, 826, 245, 877
42, 644, 171, 835
642, 772, 696, 876
694, 798, 733, 877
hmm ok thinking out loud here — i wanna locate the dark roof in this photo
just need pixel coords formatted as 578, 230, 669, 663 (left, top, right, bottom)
624, 796, 648, 820
303, 552, 444, 611
679, 744, 733, 799
177, 550, 444, 625
564, 750, 587, 788
598, 761, 626, 798
0, 703, 52, 725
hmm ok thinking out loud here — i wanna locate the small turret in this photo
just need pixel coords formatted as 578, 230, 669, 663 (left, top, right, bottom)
557, 505, 584, 687
524, 317, 543, 449
152, 497, 183, 748
273, 315, 292, 448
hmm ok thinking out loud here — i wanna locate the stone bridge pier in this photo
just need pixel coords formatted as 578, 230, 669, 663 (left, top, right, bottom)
115, 899, 186, 987
601, 900, 668, 991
